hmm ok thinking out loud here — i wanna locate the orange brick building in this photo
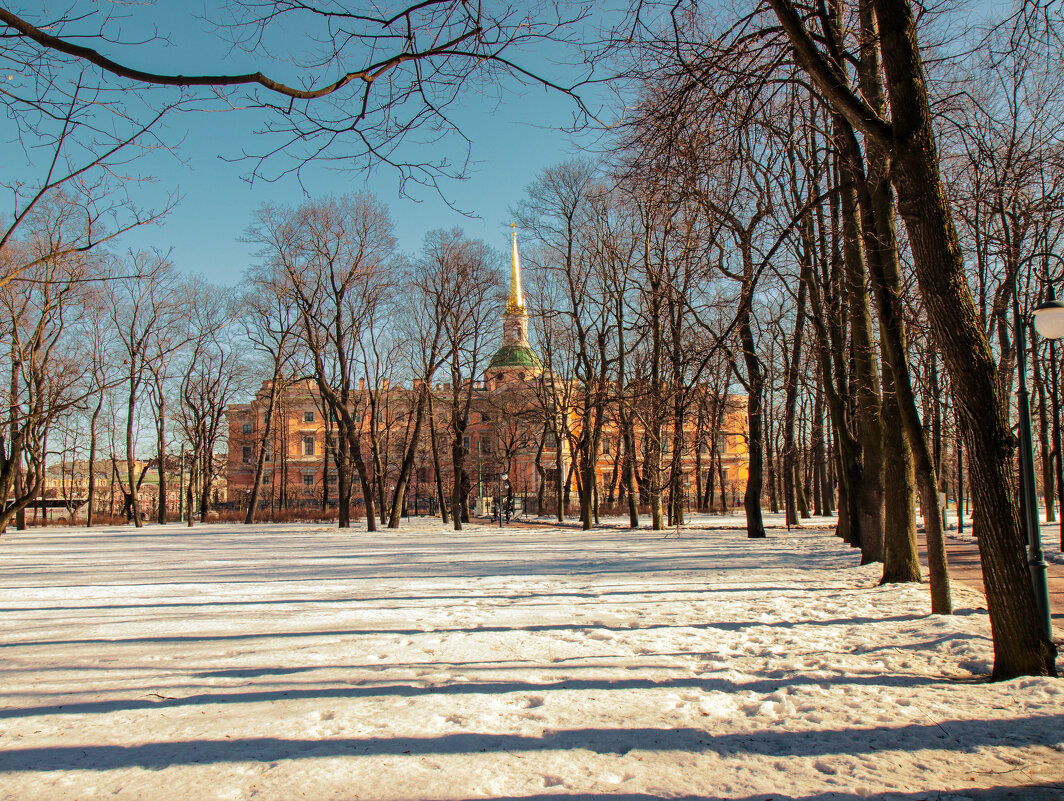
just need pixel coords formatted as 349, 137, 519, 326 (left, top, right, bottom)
225, 230, 749, 517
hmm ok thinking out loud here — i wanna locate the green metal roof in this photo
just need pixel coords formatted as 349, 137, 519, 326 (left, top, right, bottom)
487, 344, 542, 370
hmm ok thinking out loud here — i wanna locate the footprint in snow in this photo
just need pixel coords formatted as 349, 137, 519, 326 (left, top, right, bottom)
522, 696, 545, 709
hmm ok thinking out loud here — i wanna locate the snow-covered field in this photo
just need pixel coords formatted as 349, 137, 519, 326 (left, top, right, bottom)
1, 514, 1061, 801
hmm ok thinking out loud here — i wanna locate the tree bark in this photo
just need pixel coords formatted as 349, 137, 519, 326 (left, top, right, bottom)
783, 276, 808, 527
836, 137, 884, 563
388, 386, 428, 529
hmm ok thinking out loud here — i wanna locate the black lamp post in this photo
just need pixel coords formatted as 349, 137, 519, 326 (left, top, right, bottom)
1014, 261, 1064, 642
499, 472, 508, 529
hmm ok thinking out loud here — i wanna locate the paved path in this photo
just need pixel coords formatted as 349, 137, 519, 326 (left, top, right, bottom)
920, 525, 1064, 645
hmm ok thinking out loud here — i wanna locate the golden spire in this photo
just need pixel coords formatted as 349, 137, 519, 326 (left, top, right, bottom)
506, 222, 526, 314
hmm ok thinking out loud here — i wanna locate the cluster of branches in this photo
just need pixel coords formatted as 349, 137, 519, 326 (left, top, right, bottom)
591, 0, 1064, 679
0, 202, 246, 532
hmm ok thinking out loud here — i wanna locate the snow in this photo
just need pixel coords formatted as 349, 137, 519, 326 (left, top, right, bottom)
0, 514, 1061, 800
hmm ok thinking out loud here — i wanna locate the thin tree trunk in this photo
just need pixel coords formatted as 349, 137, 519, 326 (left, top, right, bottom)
427, 390, 448, 524
86, 402, 102, 526
125, 382, 142, 527
156, 396, 167, 524
389, 386, 428, 529
1032, 333, 1054, 523
836, 136, 884, 564
246, 379, 281, 524
783, 276, 808, 527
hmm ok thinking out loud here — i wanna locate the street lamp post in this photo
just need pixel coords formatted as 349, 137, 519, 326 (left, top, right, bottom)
1014, 259, 1064, 642
499, 472, 508, 529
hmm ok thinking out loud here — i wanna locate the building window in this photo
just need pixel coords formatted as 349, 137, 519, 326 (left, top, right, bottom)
241, 422, 252, 434
462, 435, 470, 451
302, 474, 314, 486
304, 410, 315, 423
326, 473, 337, 484
329, 409, 338, 422
303, 436, 316, 456
263, 473, 272, 485
242, 446, 253, 463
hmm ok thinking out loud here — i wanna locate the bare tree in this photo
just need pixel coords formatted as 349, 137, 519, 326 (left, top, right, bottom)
0, 198, 102, 531
238, 267, 300, 524
108, 255, 182, 526
749, 0, 1052, 675
178, 281, 241, 525
248, 194, 395, 529
417, 229, 500, 531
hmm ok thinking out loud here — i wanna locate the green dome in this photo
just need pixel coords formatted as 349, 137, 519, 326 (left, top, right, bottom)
487, 344, 542, 370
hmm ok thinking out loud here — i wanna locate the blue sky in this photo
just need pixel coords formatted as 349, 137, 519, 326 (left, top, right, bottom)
3, 2, 612, 286
118, 86, 596, 286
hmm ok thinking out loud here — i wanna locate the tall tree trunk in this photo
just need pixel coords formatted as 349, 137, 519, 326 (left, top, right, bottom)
389, 387, 428, 529
352, 436, 376, 532
812, 379, 826, 516
783, 277, 808, 527
125, 381, 142, 527
957, 421, 965, 535
336, 422, 352, 528
765, 414, 779, 516
837, 137, 884, 563
450, 426, 466, 532
799, 216, 859, 542
185, 447, 198, 528
880, 350, 921, 583
740, 312, 766, 538
1032, 333, 1054, 523
621, 407, 640, 527
427, 390, 448, 524
246, 379, 281, 524
156, 397, 167, 524
86, 401, 102, 526
1049, 337, 1064, 550
844, 8, 949, 602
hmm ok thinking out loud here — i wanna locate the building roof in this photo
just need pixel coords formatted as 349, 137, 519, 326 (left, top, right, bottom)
487, 343, 542, 370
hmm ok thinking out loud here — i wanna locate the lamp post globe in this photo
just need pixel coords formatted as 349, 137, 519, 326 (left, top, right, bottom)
1033, 299, 1064, 340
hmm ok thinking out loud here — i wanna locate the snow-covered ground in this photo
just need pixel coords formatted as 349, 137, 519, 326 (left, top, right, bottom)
0, 514, 1061, 800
